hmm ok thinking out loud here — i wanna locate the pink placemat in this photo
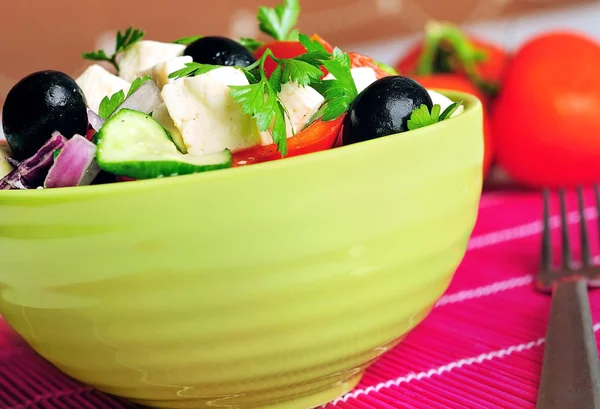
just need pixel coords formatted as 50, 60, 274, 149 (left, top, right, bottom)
2, 186, 599, 409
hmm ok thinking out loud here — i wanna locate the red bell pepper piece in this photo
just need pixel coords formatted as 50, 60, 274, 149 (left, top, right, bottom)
232, 116, 344, 167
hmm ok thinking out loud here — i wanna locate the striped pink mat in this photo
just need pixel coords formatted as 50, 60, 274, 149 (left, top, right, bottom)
2, 186, 599, 409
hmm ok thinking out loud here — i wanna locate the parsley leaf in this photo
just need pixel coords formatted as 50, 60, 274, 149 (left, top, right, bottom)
229, 80, 289, 156
228, 50, 299, 157
230, 82, 276, 131
268, 64, 284, 93
311, 87, 355, 122
168, 62, 222, 80
374, 60, 399, 75
258, 0, 300, 41
294, 50, 332, 64
287, 29, 301, 41
173, 36, 202, 45
97, 76, 153, 120
407, 101, 463, 131
242, 69, 259, 84
98, 91, 125, 120
280, 59, 324, 86
238, 37, 265, 52
299, 34, 327, 53
115, 27, 145, 54
272, 101, 288, 154
127, 76, 153, 98
82, 50, 112, 64
326, 48, 357, 95
83, 26, 145, 73
298, 34, 358, 123
407, 104, 440, 130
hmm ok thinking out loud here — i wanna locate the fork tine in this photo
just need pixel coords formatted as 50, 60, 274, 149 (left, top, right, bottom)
542, 189, 553, 271
578, 187, 592, 266
559, 189, 573, 270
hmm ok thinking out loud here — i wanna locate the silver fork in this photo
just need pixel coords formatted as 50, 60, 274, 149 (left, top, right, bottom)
536, 187, 600, 409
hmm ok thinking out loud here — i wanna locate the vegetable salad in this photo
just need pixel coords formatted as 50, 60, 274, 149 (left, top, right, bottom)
0, 0, 464, 190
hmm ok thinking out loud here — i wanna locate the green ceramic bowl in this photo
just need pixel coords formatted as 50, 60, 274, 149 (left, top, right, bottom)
0, 91, 483, 409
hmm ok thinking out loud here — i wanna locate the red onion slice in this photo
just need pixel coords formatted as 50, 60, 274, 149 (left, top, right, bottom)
113, 81, 163, 116
0, 132, 66, 190
87, 108, 105, 133
44, 134, 101, 189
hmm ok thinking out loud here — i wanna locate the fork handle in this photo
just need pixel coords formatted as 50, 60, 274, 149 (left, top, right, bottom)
537, 278, 600, 409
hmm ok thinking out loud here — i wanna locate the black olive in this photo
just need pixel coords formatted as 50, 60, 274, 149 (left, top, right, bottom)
2, 70, 88, 160
342, 76, 433, 146
184, 36, 256, 68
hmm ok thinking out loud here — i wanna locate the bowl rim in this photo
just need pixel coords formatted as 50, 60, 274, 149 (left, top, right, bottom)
0, 90, 482, 200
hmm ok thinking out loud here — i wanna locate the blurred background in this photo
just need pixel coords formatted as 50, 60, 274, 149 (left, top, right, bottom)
0, 0, 599, 109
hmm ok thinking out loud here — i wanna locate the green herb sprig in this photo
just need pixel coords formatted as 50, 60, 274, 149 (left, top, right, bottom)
172, 35, 203, 45
83, 27, 145, 73
258, 0, 300, 41
169, 0, 298, 52
407, 101, 463, 131
238, 38, 265, 53
300, 34, 358, 122
98, 76, 153, 120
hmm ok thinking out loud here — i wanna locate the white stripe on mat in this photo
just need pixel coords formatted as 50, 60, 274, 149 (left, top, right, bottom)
468, 207, 597, 251
435, 275, 534, 307
333, 323, 600, 404
437, 254, 600, 308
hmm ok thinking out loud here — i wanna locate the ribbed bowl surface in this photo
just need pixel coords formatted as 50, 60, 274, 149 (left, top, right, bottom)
0, 91, 483, 409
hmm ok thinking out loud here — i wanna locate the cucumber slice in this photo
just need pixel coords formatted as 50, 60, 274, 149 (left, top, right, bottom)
96, 109, 231, 179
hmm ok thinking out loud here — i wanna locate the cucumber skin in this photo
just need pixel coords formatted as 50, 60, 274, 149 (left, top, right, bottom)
99, 156, 232, 180
96, 109, 232, 180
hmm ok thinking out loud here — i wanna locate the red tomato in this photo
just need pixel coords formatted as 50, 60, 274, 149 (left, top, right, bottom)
463, 38, 508, 86
395, 24, 509, 100
411, 74, 494, 176
492, 32, 600, 188
398, 37, 508, 85
232, 116, 344, 166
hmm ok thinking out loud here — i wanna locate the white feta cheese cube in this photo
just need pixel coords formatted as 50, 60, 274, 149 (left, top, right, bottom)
350, 67, 378, 94
138, 56, 194, 90
278, 82, 324, 136
161, 67, 264, 155
323, 67, 379, 94
260, 83, 325, 145
75, 64, 131, 113
118, 41, 186, 83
